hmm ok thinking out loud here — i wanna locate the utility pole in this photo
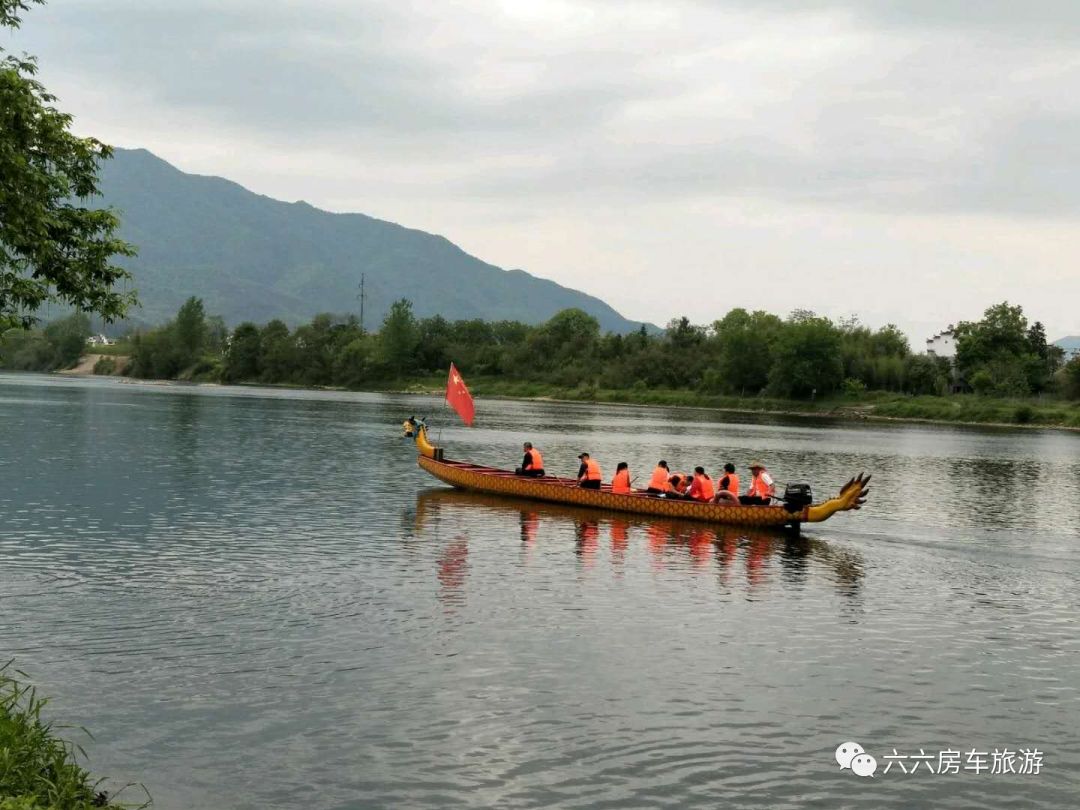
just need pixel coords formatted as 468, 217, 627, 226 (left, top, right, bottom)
357, 273, 366, 332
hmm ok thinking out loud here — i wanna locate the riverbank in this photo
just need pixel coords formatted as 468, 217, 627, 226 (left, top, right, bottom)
53, 362, 1080, 431
0, 665, 133, 809
387, 375, 1080, 430
56, 353, 130, 377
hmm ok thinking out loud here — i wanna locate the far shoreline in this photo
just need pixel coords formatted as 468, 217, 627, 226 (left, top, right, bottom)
29, 365, 1080, 435
390, 385, 1080, 434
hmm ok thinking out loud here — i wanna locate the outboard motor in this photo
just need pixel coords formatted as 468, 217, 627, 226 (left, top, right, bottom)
782, 483, 813, 513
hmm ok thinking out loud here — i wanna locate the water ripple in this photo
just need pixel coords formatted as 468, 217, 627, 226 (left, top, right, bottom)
1, 373, 1079, 808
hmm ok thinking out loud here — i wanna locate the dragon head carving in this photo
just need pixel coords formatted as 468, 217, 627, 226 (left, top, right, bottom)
805, 472, 871, 523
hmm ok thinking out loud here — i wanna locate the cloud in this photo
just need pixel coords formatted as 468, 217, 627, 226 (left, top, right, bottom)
20, 0, 667, 138
719, 0, 1080, 39
10, 0, 1080, 337
21, 0, 1080, 215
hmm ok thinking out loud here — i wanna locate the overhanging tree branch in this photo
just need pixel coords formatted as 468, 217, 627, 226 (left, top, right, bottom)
0, 0, 137, 328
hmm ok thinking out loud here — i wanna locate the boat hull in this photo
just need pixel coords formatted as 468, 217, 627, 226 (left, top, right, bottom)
418, 455, 808, 528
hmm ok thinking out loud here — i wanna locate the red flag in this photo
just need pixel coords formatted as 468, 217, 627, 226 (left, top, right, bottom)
445, 362, 475, 426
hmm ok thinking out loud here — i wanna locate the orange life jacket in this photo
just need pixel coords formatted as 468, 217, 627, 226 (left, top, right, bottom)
527, 448, 544, 470
670, 473, 689, 493
581, 458, 602, 481
749, 470, 774, 498
612, 469, 631, 494
689, 473, 715, 502
648, 466, 670, 491
720, 473, 740, 496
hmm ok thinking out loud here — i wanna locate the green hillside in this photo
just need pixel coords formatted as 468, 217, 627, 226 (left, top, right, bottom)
95, 149, 647, 332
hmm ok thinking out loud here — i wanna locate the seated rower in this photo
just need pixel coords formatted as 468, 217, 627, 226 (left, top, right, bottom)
688, 466, 715, 502
669, 472, 691, 498
515, 442, 545, 477
646, 460, 671, 495
739, 461, 775, 505
577, 452, 602, 489
713, 462, 739, 503
611, 462, 632, 494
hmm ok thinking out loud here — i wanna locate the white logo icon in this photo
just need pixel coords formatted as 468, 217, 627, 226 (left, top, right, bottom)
851, 753, 878, 777
835, 741, 865, 769
836, 742, 876, 777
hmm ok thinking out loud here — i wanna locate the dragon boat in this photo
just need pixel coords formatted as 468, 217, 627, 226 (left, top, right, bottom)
404, 418, 869, 530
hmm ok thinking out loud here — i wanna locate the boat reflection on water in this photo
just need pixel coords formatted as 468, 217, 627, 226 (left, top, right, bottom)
436, 535, 469, 608
415, 487, 864, 594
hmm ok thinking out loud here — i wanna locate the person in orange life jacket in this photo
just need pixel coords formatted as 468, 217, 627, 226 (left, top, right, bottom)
688, 466, 715, 502
714, 462, 740, 503
739, 461, 775, 505
577, 452, 602, 489
646, 460, 671, 495
611, 462, 632, 494
669, 472, 691, 498
515, 441, 545, 477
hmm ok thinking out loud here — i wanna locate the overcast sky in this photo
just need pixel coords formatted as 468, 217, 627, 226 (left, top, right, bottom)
9, 0, 1080, 342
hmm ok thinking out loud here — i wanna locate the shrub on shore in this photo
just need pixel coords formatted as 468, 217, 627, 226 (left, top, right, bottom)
0, 314, 90, 372
0, 664, 134, 809
92, 356, 116, 376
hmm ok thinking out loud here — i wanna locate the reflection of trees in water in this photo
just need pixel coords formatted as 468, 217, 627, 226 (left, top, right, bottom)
944, 456, 1043, 527
1071, 462, 1080, 529
169, 393, 203, 485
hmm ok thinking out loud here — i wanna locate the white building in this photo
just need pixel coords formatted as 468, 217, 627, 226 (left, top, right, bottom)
925, 327, 956, 359
86, 334, 114, 347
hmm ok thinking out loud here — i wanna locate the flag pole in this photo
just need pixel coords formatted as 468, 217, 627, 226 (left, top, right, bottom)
443, 363, 450, 418
441, 364, 449, 444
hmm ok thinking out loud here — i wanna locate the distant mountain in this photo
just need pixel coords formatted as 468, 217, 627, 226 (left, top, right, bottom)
1054, 336, 1080, 356
93, 148, 648, 333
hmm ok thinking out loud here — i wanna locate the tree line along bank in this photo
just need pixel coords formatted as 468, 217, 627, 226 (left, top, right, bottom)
3, 298, 1078, 409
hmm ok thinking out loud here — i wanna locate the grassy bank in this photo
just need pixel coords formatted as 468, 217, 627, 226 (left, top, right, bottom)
91, 342, 133, 358
89, 341, 133, 356
0, 664, 136, 810
385, 376, 1080, 429
59, 360, 1080, 430
868, 395, 1080, 428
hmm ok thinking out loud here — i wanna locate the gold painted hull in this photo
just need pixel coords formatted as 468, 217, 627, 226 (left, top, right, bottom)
419, 455, 810, 527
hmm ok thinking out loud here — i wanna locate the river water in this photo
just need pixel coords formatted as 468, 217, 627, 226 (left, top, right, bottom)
2, 372, 1078, 809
